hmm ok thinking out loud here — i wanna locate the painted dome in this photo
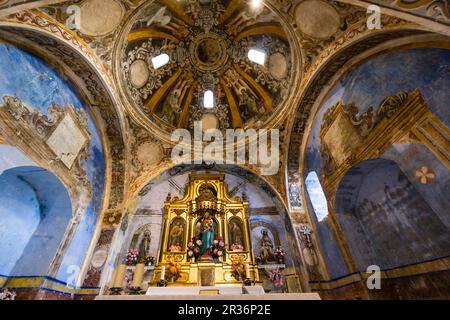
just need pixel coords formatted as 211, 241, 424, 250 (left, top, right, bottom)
115, 0, 300, 136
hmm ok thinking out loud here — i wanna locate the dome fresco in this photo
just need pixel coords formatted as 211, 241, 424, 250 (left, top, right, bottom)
118, 0, 296, 132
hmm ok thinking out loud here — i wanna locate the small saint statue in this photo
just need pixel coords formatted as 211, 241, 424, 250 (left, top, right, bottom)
138, 231, 151, 264
230, 220, 243, 246
259, 229, 275, 264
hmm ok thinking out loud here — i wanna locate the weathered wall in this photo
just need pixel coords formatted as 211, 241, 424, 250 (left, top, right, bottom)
0, 43, 105, 286
306, 47, 450, 177
6, 166, 72, 276
0, 168, 41, 275
304, 47, 450, 298
305, 172, 348, 278
336, 159, 450, 270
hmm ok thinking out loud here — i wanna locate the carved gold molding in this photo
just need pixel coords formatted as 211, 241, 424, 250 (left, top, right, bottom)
411, 112, 450, 169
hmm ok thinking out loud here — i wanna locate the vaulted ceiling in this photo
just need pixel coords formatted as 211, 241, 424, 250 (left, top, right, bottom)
0, 0, 448, 212
117, 0, 296, 132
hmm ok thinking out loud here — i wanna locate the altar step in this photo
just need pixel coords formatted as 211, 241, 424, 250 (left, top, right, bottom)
96, 293, 321, 300
146, 285, 266, 296
96, 286, 321, 300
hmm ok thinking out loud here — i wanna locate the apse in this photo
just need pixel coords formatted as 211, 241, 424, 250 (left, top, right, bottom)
106, 164, 302, 293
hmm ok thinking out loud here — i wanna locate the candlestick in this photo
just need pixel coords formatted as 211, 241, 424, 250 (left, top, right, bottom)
245, 264, 251, 279
132, 263, 145, 288
113, 264, 127, 288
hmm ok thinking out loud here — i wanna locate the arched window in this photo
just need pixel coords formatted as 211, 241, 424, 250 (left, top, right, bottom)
305, 171, 329, 222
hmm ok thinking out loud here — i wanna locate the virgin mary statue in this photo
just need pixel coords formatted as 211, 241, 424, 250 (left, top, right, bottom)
199, 210, 215, 256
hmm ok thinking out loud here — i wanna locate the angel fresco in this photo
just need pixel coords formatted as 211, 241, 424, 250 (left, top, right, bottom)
160, 89, 182, 126
239, 90, 262, 121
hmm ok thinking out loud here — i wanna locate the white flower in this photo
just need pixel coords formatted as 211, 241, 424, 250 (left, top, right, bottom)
196, 240, 202, 246
214, 240, 219, 244
217, 251, 223, 256
188, 250, 193, 257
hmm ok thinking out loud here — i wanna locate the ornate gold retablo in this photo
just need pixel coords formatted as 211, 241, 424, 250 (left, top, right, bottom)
152, 173, 259, 287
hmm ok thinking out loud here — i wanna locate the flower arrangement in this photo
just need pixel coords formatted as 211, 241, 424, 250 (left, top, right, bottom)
211, 236, 226, 260
230, 243, 244, 251
269, 269, 285, 288
274, 246, 286, 264
124, 272, 133, 288
0, 288, 16, 300
169, 244, 182, 252
231, 260, 246, 281
168, 262, 182, 281
187, 237, 202, 261
126, 248, 138, 266
145, 256, 155, 266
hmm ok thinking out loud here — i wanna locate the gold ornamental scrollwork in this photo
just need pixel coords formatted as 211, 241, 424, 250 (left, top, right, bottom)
229, 253, 248, 262
166, 253, 185, 263
153, 173, 259, 286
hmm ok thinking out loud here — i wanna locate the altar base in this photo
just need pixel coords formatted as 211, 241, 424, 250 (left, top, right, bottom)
146, 285, 265, 296
96, 292, 321, 300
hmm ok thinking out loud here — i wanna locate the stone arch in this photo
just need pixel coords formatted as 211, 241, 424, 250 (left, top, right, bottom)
0, 165, 72, 280
249, 220, 281, 248
0, 12, 126, 210
286, 25, 436, 212
102, 163, 308, 291
286, 26, 449, 280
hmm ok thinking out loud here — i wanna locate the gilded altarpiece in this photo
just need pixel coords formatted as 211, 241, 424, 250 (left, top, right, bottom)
152, 173, 259, 287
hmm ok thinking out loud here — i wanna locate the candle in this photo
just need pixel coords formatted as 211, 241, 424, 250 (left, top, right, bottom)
245, 264, 251, 279
132, 263, 145, 288
160, 265, 166, 280
113, 264, 127, 288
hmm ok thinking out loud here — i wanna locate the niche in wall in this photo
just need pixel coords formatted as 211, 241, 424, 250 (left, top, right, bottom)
0, 165, 72, 277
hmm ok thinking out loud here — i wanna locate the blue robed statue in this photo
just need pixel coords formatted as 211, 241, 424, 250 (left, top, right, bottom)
199, 210, 215, 256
